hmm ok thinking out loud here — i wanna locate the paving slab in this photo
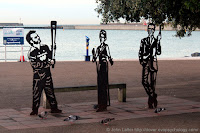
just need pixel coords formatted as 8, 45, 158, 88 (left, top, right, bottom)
0, 95, 199, 130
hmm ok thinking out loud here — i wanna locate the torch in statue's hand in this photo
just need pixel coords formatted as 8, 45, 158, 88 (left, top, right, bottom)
51, 21, 57, 68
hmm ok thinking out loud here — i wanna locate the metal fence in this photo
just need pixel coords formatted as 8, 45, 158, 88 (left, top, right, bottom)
0, 44, 29, 62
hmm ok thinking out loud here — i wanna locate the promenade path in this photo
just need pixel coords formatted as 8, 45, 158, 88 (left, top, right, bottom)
0, 60, 199, 133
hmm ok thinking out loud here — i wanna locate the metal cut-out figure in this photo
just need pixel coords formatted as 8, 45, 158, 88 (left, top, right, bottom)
26, 21, 62, 115
138, 23, 162, 109
92, 30, 114, 112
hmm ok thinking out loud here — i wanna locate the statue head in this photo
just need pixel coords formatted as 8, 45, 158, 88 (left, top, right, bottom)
99, 29, 107, 43
147, 23, 155, 36
26, 30, 41, 46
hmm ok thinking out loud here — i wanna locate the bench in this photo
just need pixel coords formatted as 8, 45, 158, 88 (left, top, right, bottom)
43, 83, 126, 109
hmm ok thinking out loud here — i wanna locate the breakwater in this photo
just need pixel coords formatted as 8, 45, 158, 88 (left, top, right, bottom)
0, 23, 199, 31
0, 26, 64, 29
0, 23, 176, 30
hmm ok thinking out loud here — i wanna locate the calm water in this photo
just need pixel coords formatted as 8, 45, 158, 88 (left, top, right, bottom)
0, 29, 200, 61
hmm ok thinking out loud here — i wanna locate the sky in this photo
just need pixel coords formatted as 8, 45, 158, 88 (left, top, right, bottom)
0, 0, 101, 25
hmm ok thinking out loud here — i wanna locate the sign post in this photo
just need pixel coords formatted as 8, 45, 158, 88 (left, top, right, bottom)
5, 45, 6, 62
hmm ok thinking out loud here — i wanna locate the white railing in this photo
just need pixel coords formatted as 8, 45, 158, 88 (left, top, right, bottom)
0, 44, 29, 62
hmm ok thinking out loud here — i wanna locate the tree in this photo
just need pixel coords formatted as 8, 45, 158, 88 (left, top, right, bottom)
95, 0, 200, 37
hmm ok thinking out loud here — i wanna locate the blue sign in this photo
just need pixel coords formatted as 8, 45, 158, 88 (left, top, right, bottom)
3, 37, 24, 45
3, 28, 24, 45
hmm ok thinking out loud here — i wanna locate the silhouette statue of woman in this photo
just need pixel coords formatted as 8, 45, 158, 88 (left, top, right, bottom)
92, 30, 113, 112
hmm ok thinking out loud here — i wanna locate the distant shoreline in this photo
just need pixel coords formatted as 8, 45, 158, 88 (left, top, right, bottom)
0, 23, 200, 31
0, 25, 177, 31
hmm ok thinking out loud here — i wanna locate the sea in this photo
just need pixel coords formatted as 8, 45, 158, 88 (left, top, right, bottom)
0, 28, 200, 61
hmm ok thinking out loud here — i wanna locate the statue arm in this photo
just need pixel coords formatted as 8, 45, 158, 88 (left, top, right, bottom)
92, 47, 98, 62
28, 46, 52, 70
28, 50, 41, 70
156, 39, 161, 55
139, 39, 144, 65
106, 45, 114, 66
156, 24, 162, 55
43, 45, 53, 68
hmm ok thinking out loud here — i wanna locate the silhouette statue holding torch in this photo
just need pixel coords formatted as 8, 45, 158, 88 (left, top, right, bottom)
138, 23, 162, 109
26, 21, 62, 115
92, 30, 113, 112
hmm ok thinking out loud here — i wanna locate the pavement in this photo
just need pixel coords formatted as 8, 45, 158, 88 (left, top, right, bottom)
0, 60, 200, 133
0, 96, 200, 132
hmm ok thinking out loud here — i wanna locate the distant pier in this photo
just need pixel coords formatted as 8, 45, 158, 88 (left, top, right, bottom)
0, 23, 23, 26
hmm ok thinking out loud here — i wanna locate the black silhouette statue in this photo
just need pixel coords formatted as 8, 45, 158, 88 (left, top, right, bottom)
92, 30, 114, 112
138, 23, 162, 109
26, 21, 62, 115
